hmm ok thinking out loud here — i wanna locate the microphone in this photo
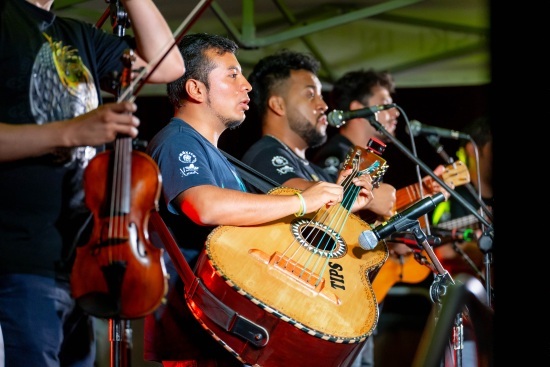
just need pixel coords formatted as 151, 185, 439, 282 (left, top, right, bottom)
327, 104, 397, 128
431, 227, 476, 243
406, 120, 471, 140
358, 193, 446, 250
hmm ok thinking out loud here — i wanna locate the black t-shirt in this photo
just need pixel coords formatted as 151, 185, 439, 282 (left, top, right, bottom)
0, 0, 134, 278
311, 133, 354, 182
241, 135, 333, 192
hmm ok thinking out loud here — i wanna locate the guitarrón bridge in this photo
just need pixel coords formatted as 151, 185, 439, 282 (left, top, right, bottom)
248, 249, 341, 305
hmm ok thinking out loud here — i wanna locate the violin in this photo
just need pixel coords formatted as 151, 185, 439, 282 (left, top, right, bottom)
70, 49, 168, 319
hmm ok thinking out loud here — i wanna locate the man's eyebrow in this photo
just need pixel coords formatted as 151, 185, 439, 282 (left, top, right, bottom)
227, 65, 241, 72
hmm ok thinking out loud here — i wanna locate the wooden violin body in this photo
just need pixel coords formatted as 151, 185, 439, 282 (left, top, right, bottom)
71, 148, 168, 319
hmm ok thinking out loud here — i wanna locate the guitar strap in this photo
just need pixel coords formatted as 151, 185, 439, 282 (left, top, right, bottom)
147, 150, 277, 345
149, 211, 269, 347
220, 149, 280, 194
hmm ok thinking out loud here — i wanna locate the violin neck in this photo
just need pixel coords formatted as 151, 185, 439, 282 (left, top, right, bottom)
113, 136, 133, 214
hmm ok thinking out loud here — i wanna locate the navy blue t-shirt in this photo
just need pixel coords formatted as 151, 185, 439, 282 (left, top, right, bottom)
146, 118, 246, 266
144, 118, 249, 363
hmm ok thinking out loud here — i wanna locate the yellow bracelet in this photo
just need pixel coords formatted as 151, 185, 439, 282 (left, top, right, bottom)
294, 192, 306, 217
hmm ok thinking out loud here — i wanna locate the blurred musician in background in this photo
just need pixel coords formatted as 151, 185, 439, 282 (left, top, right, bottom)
431, 116, 493, 283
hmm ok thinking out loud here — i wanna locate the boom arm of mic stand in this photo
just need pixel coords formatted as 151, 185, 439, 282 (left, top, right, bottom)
425, 135, 453, 163
367, 118, 492, 229
410, 226, 452, 282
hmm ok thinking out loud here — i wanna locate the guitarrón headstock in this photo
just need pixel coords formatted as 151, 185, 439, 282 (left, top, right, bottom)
342, 145, 389, 188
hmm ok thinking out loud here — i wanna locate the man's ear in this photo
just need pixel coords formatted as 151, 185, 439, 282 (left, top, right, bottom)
465, 141, 476, 157
185, 79, 205, 103
267, 95, 285, 116
349, 100, 365, 110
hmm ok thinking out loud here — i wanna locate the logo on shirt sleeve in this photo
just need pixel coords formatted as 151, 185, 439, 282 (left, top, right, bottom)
272, 156, 295, 175
178, 151, 199, 176
323, 156, 341, 176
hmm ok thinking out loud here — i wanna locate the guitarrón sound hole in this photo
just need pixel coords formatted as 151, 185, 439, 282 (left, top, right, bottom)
301, 226, 336, 252
291, 219, 346, 258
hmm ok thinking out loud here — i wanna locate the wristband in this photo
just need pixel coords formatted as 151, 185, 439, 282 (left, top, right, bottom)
294, 192, 306, 217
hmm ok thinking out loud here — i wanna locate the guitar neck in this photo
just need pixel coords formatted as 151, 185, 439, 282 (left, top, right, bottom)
436, 214, 480, 230
361, 160, 469, 224
394, 177, 436, 212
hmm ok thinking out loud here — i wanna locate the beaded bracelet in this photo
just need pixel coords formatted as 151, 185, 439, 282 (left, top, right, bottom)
294, 192, 306, 217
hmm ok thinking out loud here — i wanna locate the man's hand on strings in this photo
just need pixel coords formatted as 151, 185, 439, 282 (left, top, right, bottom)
337, 168, 375, 212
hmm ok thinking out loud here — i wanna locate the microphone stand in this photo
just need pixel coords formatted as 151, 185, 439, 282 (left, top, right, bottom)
367, 118, 494, 297
407, 223, 464, 367
424, 135, 494, 305
424, 135, 453, 164
372, 116, 495, 364
368, 118, 490, 227
97, 4, 133, 367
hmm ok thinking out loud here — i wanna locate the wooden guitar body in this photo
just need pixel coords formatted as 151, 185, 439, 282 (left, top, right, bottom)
194, 186, 388, 367
371, 251, 430, 302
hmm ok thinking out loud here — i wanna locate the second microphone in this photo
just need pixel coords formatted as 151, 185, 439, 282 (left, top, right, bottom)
358, 193, 446, 250
327, 104, 397, 128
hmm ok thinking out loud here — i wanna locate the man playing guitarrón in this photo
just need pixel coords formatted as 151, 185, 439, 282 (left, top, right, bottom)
143, 33, 378, 367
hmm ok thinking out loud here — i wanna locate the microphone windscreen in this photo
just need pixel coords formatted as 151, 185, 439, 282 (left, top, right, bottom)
327, 110, 344, 128
406, 120, 422, 137
358, 230, 378, 250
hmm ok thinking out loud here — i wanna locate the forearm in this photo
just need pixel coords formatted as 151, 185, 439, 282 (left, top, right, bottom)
364, 194, 394, 217
0, 122, 66, 162
180, 187, 302, 226
123, 0, 184, 83
364, 182, 396, 217
0, 101, 139, 163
